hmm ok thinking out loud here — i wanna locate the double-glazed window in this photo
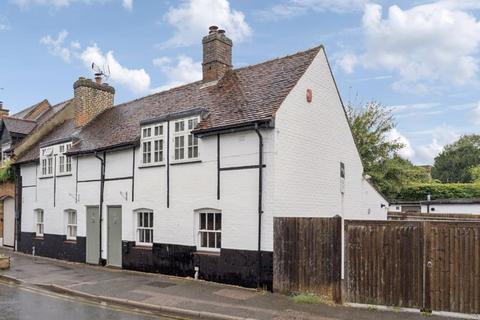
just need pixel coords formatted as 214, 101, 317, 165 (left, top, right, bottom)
141, 124, 164, 165
58, 143, 72, 174
136, 210, 153, 245
65, 210, 77, 240
198, 211, 221, 251
173, 117, 199, 161
35, 209, 44, 237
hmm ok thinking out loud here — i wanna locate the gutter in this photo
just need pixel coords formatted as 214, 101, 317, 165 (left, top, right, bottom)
94, 151, 106, 265
254, 125, 264, 288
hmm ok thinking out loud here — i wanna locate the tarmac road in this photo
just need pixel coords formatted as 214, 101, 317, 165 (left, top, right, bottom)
0, 281, 182, 320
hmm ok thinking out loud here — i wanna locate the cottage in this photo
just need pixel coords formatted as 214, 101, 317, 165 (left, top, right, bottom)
0, 99, 68, 247
13, 27, 387, 288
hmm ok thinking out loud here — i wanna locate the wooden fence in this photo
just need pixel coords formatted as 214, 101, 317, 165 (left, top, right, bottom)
273, 216, 342, 302
345, 220, 480, 314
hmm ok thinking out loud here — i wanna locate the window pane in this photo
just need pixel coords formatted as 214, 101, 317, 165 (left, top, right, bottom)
138, 212, 143, 227
216, 233, 221, 248
208, 232, 215, 248
207, 213, 214, 230
149, 212, 153, 228
200, 213, 205, 230
201, 232, 207, 247
215, 213, 221, 230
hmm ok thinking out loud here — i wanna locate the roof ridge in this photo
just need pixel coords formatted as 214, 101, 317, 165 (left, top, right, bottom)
3, 116, 37, 123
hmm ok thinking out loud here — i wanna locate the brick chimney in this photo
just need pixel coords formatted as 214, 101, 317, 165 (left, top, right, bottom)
73, 77, 115, 127
202, 26, 233, 82
0, 102, 9, 119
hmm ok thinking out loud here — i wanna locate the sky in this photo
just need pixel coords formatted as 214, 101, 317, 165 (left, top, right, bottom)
0, 0, 479, 165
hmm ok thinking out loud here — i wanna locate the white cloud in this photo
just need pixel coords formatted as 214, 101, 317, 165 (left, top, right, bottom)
152, 55, 202, 92
40, 30, 73, 62
471, 102, 480, 125
387, 128, 415, 159
122, 0, 132, 10
12, 0, 132, 10
162, 0, 251, 48
414, 124, 460, 164
339, 2, 480, 92
258, 0, 367, 19
0, 15, 10, 31
338, 53, 358, 74
80, 44, 150, 94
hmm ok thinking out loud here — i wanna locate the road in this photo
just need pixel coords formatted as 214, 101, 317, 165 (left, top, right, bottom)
0, 281, 181, 320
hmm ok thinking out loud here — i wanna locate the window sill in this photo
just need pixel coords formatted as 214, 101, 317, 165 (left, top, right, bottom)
39, 176, 53, 180
170, 160, 202, 166
57, 173, 73, 178
64, 239, 77, 244
194, 250, 220, 256
34, 236, 44, 240
138, 163, 165, 169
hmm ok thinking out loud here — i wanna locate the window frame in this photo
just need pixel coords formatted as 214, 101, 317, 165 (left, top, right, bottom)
140, 124, 165, 167
196, 209, 222, 252
57, 143, 72, 176
40, 147, 54, 177
172, 116, 200, 163
65, 209, 77, 241
135, 209, 154, 247
35, 209, 44, 237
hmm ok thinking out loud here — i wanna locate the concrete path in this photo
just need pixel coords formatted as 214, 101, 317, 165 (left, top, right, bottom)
0, 248, 463, 320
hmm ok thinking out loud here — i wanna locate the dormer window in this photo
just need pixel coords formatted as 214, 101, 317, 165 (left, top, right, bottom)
40, 142, 72, 177
58, 143, 72, 175
40, 147, 53, 177
173, 116, 199, 162
141, 123, 165, 166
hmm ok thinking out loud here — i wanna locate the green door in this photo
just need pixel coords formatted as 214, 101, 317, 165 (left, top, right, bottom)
107, 206, 122, 267
86, 206, 100, 264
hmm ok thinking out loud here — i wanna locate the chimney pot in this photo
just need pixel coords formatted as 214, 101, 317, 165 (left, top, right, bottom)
95, 73, 102, 85
218, 29, 225, 34
209, 25, 219, 34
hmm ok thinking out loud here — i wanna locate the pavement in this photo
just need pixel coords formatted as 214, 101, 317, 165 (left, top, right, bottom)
0, 248, 469, 320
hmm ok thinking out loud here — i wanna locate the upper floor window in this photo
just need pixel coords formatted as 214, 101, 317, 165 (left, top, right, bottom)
40, 147, 53, 177
58, 143, 72, 175
173, 117, 199, 161
136, 210, 153, 246
35, 209, 44, 237
65, 209, 77, 240
141, 124, 164, 166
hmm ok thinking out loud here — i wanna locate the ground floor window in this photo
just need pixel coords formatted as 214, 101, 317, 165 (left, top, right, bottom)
35, 209, 44, 237
65, 210, 77, 240
198, 211, 221, 251
136, 210, 153, 246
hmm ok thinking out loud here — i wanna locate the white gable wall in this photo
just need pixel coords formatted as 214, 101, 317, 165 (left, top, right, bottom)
263, 47, 387, 251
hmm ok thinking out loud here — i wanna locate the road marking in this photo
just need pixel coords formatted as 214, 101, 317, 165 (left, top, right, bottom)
0, 280, 187, 320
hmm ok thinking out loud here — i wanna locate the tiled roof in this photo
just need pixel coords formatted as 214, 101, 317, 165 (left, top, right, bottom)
16, 46, 321, 162
12, 99, 50, 121
3, 117, 36, 135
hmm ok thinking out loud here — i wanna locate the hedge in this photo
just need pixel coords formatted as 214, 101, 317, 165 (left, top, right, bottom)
395, 183, 480, 201
0, 160, 14, 183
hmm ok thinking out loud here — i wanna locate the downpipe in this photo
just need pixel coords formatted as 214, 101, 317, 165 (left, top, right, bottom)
94, 152, 106, 266
255, 126, 264, 289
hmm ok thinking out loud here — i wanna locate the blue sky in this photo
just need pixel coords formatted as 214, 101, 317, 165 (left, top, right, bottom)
0, 0, 479, 164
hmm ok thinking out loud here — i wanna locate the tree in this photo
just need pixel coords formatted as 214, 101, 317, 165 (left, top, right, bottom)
346, 101, 429, 199
346, 101, 403, 173
469, 165, 480, 183
432, 135, 480, 183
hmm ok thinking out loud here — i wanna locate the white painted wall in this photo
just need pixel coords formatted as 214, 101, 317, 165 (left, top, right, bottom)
19, 48, 387, 262
3, 197, 15, 247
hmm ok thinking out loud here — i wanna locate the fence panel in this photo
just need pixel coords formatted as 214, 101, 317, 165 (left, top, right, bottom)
345, 221, 425, 308
273, 216, 342, 302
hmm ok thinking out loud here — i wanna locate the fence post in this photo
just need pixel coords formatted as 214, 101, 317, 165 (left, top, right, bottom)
422, 221, 432, 312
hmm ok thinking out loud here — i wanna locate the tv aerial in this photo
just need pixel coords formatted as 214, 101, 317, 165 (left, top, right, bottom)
91, 62, 110, 81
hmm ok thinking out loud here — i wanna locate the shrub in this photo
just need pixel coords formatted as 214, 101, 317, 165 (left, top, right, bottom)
394, 183, 480, 201
0, 160, 15, 183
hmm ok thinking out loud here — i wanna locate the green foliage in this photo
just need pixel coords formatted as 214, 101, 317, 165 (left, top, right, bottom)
346, 101, 403, 173
369, 156, 431, 199
0, 160, 14, 183
469, 165, 480, 183
395, 183, 480, 201
291, 293, 331, 305
432, 135, 480, 183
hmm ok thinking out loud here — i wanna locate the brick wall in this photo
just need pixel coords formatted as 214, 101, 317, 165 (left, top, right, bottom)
202, 28, 232, 82
73, 78, 115, 127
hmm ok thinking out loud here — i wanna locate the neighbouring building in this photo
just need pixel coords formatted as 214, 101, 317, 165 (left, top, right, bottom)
13, 27, 388, 288
0, 99, 69, 247
389, 198, 480, 215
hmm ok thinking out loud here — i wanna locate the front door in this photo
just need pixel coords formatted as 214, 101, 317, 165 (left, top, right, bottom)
3, 197, 15, 247
86, 206, 100, 264
107, 206, 122, 267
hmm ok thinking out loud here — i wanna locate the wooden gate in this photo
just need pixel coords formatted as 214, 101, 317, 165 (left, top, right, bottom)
345, 220, 480, 314
273, 216, 342, 302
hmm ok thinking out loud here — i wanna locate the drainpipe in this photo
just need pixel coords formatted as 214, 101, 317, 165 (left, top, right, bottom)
94, 151, 106, 265
255, 126, 264, 289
